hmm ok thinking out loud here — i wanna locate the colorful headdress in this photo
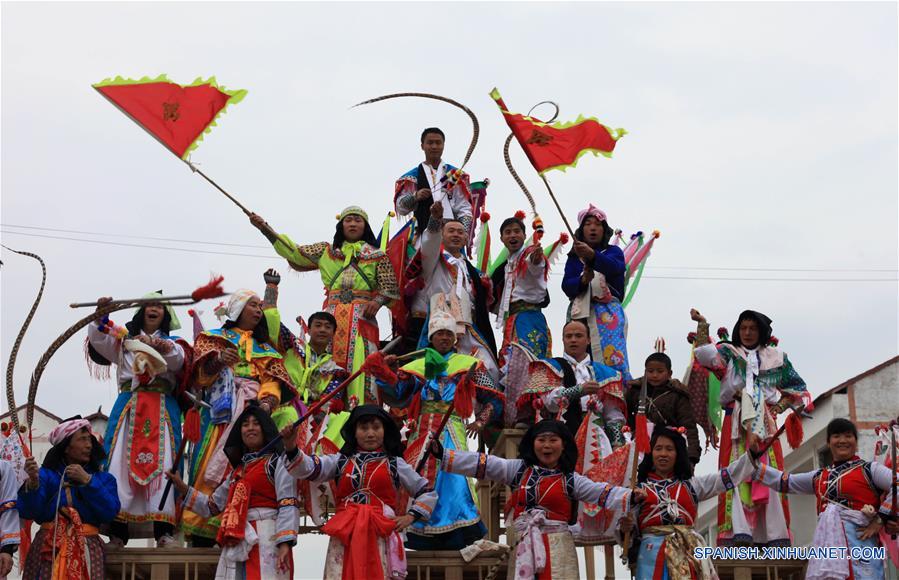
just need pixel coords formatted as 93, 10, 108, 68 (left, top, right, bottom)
139, 290, 182, 331
428, 308, 457, 338
336, 206, 369, 223
214, 288, 259, 322
577, 203, 607, 225
48, 418, 92, 446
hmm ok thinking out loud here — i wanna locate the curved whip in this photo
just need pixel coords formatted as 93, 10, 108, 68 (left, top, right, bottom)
353, 92, 480, 168
26, 301, 137, 435
26, 278, 226, 436
2, 246, 46, 437
504, 101, 560, 217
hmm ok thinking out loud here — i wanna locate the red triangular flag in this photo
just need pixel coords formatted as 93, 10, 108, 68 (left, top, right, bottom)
490, 88, 625, 175
94, 75, 246, 159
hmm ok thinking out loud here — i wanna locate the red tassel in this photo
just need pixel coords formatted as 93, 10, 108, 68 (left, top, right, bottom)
191, 275, 225, 301
360, 352, 397, 384
514, 210, 526, 220
635, 414, 651, 454
479, 212, 490, 223
785, 412, 803, 449
18, 520, 31, 572
559, 233, 570, 245
183, 407, 201, 443
454, 374, 474, 419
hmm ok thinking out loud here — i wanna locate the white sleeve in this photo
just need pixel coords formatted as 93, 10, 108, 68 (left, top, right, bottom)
162, 338, 185, 372
691, 453, 756, 500
441, 449, 523, 484
182, 475, 232, 518
693, 344, 722, 369
753, 463, 816, 495
285, 450, 340, 484
274, 457, 299, 545
870, 462, 894, 492
397, 459, 438, 521
0, 462, 20, 550
87, 323, 120, 364
421, 226, 443, 279
572, 473, 632, 513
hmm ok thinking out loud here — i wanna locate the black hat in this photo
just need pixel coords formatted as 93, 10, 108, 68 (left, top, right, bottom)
339, 405, 403, 457
518, 420, 578, 473
223, 402, 282, 467
731, 310, 773, 349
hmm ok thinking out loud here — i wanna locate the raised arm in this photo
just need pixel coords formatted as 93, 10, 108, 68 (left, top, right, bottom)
87, 322, 120, 364
440, 449, 523, 484
751, 462, 816, 495
181, 474, 232, 519
572, 473, 632, 513
691, 453, 757, 500
284, 449, 341, 484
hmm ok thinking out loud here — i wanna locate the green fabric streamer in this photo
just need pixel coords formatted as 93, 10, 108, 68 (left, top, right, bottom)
424, 348, 448, 380
621, 257, 647, 309
708, 373, 722, 430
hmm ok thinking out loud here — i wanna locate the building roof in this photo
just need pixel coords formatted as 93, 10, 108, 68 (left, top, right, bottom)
0, 403, 62, 423
83, 406, 108, 421
812, 355, 899, 405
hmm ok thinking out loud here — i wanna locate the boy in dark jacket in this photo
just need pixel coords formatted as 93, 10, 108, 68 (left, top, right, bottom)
625, 353, 701, 464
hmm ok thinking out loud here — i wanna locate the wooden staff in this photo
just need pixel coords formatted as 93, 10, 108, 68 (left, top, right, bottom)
621, 376, 648, 564
415, 363, 477, 473
158, 392, 211, 511
540, 175, 576, 238
242, 336, 403, 463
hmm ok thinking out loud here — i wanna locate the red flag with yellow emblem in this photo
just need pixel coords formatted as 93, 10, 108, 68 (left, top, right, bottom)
490, 88, 625, 175
94, 75, 246, 159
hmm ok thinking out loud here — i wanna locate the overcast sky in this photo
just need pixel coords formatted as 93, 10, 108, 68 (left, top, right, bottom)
2, 1, 897, 577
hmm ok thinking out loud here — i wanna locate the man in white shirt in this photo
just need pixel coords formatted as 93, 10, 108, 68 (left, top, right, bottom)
394, 128, 473, 244
405, 201, 498, 380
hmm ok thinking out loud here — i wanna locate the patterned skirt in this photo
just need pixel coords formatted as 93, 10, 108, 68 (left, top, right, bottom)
23, 529, 104, 580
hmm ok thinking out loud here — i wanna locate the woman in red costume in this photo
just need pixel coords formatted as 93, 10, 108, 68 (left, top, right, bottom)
432, 420, 639, 579
618, 426, 757, 580
166, 402, 299, 579
282, 405, 437, 580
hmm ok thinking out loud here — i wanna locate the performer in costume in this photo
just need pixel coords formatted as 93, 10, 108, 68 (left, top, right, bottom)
433, 420, 637, 579
562, 204, 631, 379
618, 426, 758, 580
0, 460, 20, 578
183, 290, 296, 544
282, 405, 438, 580
86, 293, 186, 547
752, 418, 892, 580
261, 268, 349, 448
166, 403, 298, 579
374, 306, 502, 550
406, 201, 498, 380
625, 353, 702, 465
18, 417, 120, 579
518, 319, 628, 543
395, 127, 473, 243
491, 212, 552, 364
690, 308, 810, 546
250, 207, 399, 406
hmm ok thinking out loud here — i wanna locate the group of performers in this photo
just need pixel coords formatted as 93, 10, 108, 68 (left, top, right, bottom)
0, 125, 897, 580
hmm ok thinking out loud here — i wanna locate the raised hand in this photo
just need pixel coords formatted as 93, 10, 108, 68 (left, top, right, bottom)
573, 241, 595, 262
64, 464, 91, 486
95, 296, 113, 312
280, 424, 299, 453
264, 268, 281, 286
690, 309, 707, 324
24, 456, 39, 489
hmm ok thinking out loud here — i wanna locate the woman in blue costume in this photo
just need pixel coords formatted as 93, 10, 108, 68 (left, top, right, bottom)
372, 307, 503, 550
562, 204, 631, 380
18, 417, 120, 579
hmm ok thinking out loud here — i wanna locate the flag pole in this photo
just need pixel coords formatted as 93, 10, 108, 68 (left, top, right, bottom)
539, 175, 576, 238
184, 160, 253, 216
